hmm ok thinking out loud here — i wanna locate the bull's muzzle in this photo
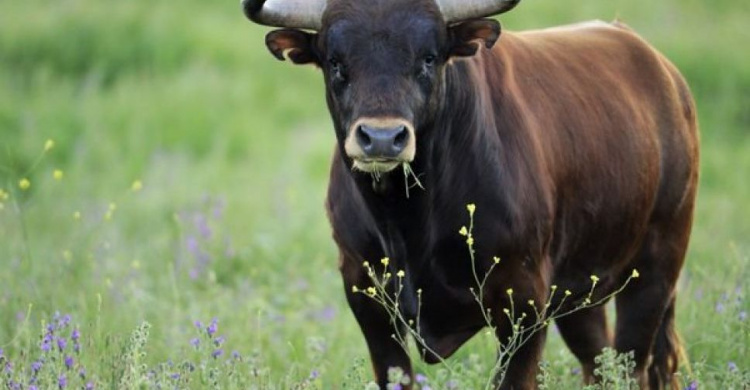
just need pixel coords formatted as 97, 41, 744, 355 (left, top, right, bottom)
345, 118, 416, 173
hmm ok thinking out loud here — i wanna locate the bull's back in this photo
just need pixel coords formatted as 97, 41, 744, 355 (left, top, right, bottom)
489, 21, 699, 268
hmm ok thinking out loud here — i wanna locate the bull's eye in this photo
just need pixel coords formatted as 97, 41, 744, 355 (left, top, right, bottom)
329, 58, 345, 80
423, 55, 436, 67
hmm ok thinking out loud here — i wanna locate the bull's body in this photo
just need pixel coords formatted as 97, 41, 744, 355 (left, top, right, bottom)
327, 21, 697, 389
244, 1, 698, 388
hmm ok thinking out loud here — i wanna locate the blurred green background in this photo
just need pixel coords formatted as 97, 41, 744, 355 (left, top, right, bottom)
0, 0, 747, 388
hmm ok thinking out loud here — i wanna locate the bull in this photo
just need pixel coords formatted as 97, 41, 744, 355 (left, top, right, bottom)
242, 0, 699, 388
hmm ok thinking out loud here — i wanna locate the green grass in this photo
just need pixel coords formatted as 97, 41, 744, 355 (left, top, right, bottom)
0, 0, 748, 388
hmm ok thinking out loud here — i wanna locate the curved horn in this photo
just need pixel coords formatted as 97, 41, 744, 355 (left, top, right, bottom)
242, 0, 326, 30
436, 0, 521, 24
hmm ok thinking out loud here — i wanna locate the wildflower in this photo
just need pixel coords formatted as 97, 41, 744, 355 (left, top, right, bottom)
466, 236, 474, 246
527, 300, 535, 306
85, 383, 94, 390
71, 328, 80, 342
31, 360, 43, 374
397, 270, 405, 278
207, 318, 218, 337
79, 368, 86, 379
363, 261, 369, 268
506, 288, 513, 296
493, 256, 500, 264
551, 285, 557, 291
194, 320, 203, 330
503, 308, 510, 315
590, 275, 599, 283
564, 290, 572, 296
19, 178, 30, 190
631, 269, 640, 278
415, 373, 427, 384
739, 311, 747, 321
310, 369, 320, 379
366, 287, 377, 297
459, 226, 468, 236
58, 374, 67, 389
466, 203, 476, 215
728, 361, 738, 372
211, 349, 223, 359
417, 288, 422, 295
685, 381, 698, 390
44, 139, 55, 151
64, 356, 74, 370
190, 338, 200, 348
584, 298, 592, 305
131, 180, 143, 192
352, 286, 359, 293
232, 350, 241, 360
53, 170, 64, 180
57, 337, 68, 352
214, 336, 225, 347
381, 257, 390, 266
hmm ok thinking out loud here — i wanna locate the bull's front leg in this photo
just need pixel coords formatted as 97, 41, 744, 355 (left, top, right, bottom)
491, 268, 550, 390
341, 256, 413, 389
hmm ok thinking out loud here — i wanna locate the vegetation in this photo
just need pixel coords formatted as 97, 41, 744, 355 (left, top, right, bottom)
0, 0, 747, 388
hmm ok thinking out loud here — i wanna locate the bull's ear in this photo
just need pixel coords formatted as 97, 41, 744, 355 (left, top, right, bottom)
265, 29, 319, 65
448, 19, 501, 58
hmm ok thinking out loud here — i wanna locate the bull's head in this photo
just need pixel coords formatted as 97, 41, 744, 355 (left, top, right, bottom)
243, 0, 519, 174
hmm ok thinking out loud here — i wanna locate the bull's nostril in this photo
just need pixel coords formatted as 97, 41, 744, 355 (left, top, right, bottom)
393, 126, 408, 150
356, 125, 373, 149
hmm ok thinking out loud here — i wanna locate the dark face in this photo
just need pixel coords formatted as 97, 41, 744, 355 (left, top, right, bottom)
264, 1, 501, 173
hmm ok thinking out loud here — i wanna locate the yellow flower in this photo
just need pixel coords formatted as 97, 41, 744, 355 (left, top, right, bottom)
381, 257, 389, 266
550, 285, 557, 291
466, 203, 476, 215
493, 256, 500, 264
73, 211, 81, 220
53, 169, 64, 180
631, 269, 640, 278
590, 275, 599, 283
503, 308, 510, 314
584, 298, 592, 305
397, 270, 405, 278
458, 226, 468, 236
351, 286, 359, 293
527, 299, 535, 306
506, 288, 513, 296
466, 236, 474, 246
44, 139, 55, 152
131, 180, 143, 192
564, 290, 572, 296
417, 288, 423, 295
19, 178, 30, 190
366, 287, 377, 296
363, 261, 370, 268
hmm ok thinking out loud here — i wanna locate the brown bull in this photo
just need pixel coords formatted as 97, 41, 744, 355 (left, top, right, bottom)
242, 0, 699, 388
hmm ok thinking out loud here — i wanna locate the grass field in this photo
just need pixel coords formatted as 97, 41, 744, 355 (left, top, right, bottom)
0, 0, 747, 388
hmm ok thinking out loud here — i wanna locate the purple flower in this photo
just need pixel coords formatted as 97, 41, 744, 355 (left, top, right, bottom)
79, 368, 87, 379
214, 336, 225, 347
29, 386, 38, 390
194, 320, 203, 330
65, 356, 74, 370
684, 380, 698, 390
571, 367, 582, 375
32, 360, 43, 374
310, 369, 320, 379
392, 384, 402, 390
211, 349, 224, 359
74, 342, 81, 354
739, 311, 747, 321
190, 338, 200, 348
71, 328, 80, 342
0, 347, 3, 358
715, 302, 725, 313
171, 373, 180, 380
728, 361, 738, 372
415, 373, 427, 384
85, 382, 94, 390
422, 386, 432, 390
57, 337, 68, 351
207, 318, 218, 337
58, 374, 67, 389
231, 350, 241, 360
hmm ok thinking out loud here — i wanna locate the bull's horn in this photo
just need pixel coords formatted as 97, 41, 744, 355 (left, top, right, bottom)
436, 0, 521, 24
242, 0, 326, 30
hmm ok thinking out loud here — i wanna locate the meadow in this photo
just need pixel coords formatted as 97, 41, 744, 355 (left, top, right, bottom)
0, 0, 747, 388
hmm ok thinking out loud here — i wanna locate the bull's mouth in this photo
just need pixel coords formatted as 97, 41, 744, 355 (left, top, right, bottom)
351, 158, 403, 174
